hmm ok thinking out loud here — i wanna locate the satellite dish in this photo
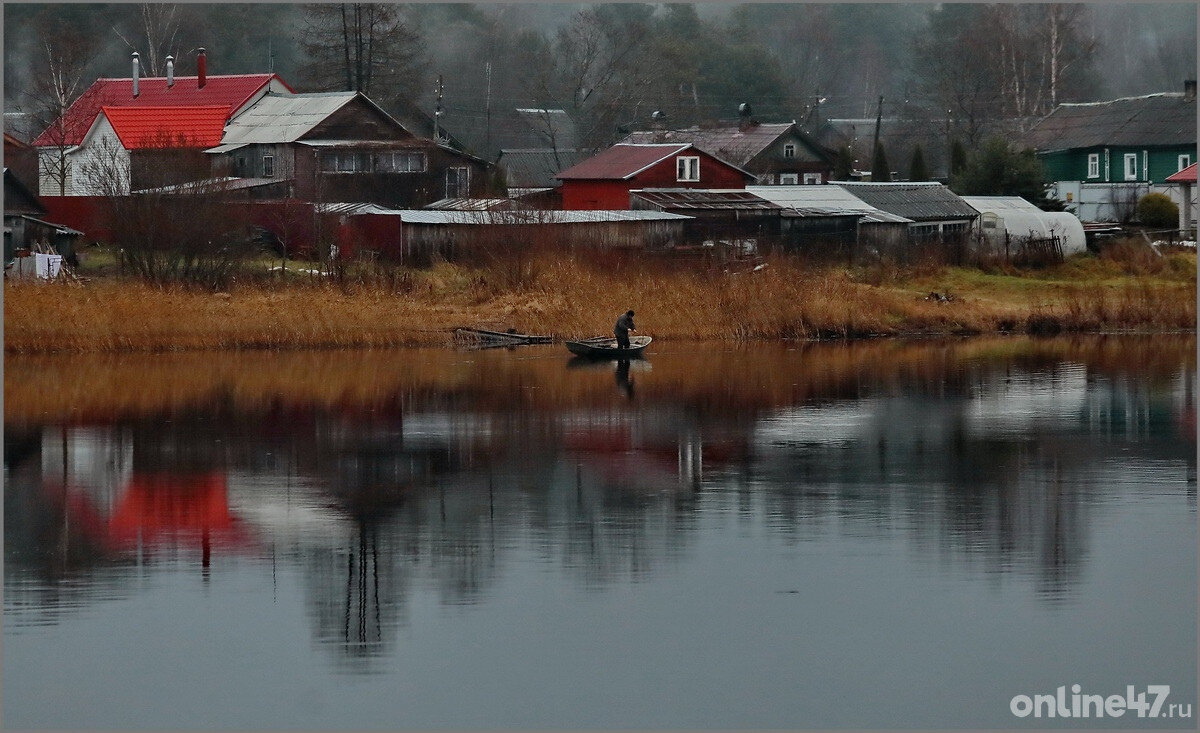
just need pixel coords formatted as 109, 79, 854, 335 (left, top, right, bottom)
651, 110, 666, 119
738, 102, 753, 117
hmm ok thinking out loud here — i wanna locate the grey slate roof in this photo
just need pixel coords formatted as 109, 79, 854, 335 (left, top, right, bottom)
497, 148, 590, 188
837, 182, 978, 222
216, 92, 412, 147
1024, 93, 1197, 151
620, 122, 833, 167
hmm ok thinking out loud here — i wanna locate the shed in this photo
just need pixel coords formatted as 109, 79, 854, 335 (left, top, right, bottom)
629, 188, 784, 248
747, 184, 910, 253
319, 204, 691, 263
962, 196, 1087, 256
1164, 163, 1197, 235
837, 182, 978, 246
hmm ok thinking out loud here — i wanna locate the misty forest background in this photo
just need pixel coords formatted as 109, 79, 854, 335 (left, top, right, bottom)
4, 3, 1197, 172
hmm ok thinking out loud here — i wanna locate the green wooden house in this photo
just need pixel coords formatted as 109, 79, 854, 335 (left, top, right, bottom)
1024, 84, 1196, 221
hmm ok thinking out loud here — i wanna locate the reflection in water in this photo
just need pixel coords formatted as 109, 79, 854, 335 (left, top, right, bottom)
4, 336, 1195, 677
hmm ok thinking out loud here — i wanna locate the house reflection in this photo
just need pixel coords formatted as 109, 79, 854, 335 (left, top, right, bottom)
4, 338, 1195, 668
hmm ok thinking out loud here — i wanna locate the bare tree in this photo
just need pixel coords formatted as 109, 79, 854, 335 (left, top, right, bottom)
81, 134, 254, 287
27, 11, 100, 196
137, 3, 183, 76
300, 4, 425, 106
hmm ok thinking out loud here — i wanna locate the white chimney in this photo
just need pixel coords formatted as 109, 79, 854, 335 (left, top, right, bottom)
166, 55, 174, 88
131, 52, 140, 98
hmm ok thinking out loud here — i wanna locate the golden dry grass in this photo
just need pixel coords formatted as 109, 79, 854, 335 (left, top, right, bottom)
4, 250, 1194, 354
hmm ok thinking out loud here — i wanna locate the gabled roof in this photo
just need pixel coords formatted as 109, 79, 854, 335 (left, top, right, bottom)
1025, 93, 1196, 151
214, 92, 411, 147
32, 74, 291, 148
100, 106, 230, 149
557, 143, 755, 181
837, 182, 978, 222
621, 122, 834, 167
1166, 163, 1197, 183
498, 148, 590, 188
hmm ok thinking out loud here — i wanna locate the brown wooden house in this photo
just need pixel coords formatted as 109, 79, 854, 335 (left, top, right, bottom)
206, 92, 493, 209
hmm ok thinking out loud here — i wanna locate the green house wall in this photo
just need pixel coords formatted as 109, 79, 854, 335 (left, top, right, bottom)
1038, 145, 1195, 184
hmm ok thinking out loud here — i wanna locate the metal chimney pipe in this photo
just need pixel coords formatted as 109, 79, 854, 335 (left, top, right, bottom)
166, 55, 174, 88
131, 52, 140, 98
197, 48, 207, 89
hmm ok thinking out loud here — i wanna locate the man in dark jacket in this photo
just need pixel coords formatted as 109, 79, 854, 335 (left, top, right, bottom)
614, 310, 636, 349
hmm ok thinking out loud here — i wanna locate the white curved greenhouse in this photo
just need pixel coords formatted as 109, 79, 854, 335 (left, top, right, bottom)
962, 196, 1087, 255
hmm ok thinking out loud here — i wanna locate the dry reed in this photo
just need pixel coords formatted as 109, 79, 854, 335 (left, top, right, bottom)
4, 250, 1194, 354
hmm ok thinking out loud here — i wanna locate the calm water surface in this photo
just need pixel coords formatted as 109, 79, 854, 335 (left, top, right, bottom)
4, 336, 1196, 729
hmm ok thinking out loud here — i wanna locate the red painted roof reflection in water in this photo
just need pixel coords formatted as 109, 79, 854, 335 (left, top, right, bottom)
107, 472, 254, 549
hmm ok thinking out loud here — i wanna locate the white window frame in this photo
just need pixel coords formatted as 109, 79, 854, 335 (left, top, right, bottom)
802, 173, 822, 184
779, 173, 799, 185
783, 143, 796, 159
1123, 153, 1138, 181
676, 156, 700, 182
375, 151, 427, 173
1087, 153, 1100, 178
1180, 154, 1191, 172
262, 154, 274, 178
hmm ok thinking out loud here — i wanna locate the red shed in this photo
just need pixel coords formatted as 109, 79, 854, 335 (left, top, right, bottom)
556, 143, 755, 210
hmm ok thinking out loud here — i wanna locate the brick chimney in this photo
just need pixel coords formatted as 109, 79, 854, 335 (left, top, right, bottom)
197, 48, 207, 89
131, 52, 140, 98
166, 55, 174, 88
1185, 79, 1196, 102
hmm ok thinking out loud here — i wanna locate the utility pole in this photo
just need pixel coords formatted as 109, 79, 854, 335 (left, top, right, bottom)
872, 94, 884, 157
484, 62, 492, 152
433, 74, 444, 142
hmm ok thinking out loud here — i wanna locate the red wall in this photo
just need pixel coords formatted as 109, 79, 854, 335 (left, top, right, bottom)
561, 149, 749, 210
41, 196, 112, 242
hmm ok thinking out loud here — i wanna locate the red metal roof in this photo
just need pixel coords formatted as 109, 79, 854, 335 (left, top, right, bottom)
1166, 162, 1197, 183
100, 105, 230, 149
556, 143, 692, 180
31, 74, 290, 148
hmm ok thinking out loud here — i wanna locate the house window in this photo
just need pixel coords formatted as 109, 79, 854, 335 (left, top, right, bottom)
262, 154, 274, 178
321, 151, 366, 173
676, 156, 700, 182
446, 167, 470, 198
1087, 153, 1100, 178
783, 143, 796, 159
376, 151, 427, 173
1123, 153, 1138, 181
802, 173, 822, 184
1179, 154, 1191, 171
759, 173, 776, 184
779, 173, 799, 185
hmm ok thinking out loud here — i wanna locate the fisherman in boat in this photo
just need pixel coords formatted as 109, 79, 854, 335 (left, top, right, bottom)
614, 310, 636, 349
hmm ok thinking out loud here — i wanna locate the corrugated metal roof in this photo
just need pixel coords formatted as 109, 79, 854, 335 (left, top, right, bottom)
498, 148, 590, 188
960, 196, 1042, 214
746, 184, 913, 224
1166, 162, 1197, 183
630, 188, 782, 211
101, 105, 230, 149
32, 74, 289, 148
1024, 93, 1196, 151
837, 182, 978, 222
132, 176, 289, 194
217, 92, 358, 145
318, 204, 691, 224
424, 198, 529, 211
621, 122, 833, 166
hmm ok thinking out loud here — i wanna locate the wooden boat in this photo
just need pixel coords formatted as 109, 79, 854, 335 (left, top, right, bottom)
453, 327, 553, 347
564, 335, 652, 358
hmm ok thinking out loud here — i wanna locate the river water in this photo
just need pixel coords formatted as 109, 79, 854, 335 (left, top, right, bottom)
3, 336, 1195, 729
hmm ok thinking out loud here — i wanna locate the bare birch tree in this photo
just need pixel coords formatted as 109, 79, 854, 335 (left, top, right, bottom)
300, 4, 425, 105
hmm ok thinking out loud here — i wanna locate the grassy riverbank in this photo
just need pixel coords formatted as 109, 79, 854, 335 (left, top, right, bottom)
5, 246, 1195, 354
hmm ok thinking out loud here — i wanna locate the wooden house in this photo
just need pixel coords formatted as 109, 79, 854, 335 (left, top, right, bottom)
33, 50, 293, 196
1025, 82, 1197, 221
556, 143, 755, 210
621, 120, 835, 185
206, 92, 492, 209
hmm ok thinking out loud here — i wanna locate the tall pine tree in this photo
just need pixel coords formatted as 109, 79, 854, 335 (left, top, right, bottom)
908, 145, 928, 181
871, 141, 891, 182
